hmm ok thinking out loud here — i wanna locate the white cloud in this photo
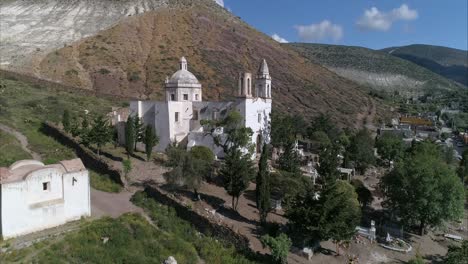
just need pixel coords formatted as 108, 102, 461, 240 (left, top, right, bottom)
295, 20, 343, 42
214, 0, 224, 7
357, 4, 418, 31
271, 33, 289, 43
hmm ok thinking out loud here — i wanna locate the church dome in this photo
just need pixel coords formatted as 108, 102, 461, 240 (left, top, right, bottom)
168, 69, 200, 85
166, 57, 201, 88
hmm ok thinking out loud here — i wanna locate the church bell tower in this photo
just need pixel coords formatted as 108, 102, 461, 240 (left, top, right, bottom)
255, 59, 271, 98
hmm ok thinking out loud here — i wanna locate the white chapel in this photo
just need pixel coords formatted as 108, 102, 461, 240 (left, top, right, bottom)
128, 57, 273, 158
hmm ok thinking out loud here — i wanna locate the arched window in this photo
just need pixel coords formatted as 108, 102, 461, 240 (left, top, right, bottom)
240, 77, 244, 95
247, 78, 251, 95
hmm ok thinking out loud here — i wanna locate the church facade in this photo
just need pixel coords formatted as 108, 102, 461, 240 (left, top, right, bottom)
129, 57, 272, 158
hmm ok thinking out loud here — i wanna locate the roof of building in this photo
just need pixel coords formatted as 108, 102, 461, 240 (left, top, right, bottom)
258, 59, 269, 75
166, 57, 201, 87
168, 70, 200, 85
0, 159, 86, 184
193, 101, 237, 120
400, 117, 433, 126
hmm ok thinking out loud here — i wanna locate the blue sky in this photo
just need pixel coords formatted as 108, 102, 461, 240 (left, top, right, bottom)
216, 0, 468, 50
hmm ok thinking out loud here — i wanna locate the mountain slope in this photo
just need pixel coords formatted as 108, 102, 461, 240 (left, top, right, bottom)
16, 0, 381, 128
381, 44, 468, 87
0, 0, 170, 73
288, 43, 464, 96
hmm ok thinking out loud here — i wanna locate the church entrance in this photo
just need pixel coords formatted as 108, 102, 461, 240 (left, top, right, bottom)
256, 134, 263, 154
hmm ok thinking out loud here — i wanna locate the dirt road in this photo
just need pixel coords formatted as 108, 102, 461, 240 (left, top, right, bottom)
0, 123, 42, 161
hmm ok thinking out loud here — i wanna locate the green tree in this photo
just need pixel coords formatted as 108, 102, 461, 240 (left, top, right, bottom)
307, 113, 340, 141
261, 233, 292, 264
125, 116, 135, 157
287, 181, 361, 254
346, 129, 375, 174
70, 115, 79, 137
164, 146, 212, 199
80, 114, 91, 146
310, 131, 331, 148
317, 144, 340, 185
278, 140, 301, 175
351, 179, 373, 208
375, 133, 405, 162
444, 240, 468, 264
202, 111, 253, 153
381, 142, 465, 235
256, 144, 271, 225
221, 148, 254, 211
270, 112, 298, 148
190, 146, 215, 162
143, 125, 159, 161
203, 111, 255, 211
62, 109, 71, 133
88, 115, 112, 156
133, 117, 144, 151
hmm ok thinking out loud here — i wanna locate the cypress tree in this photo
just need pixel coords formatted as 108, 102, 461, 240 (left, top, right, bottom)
257, 144, 271, 225
125, 116, 135, 156
133, 117, 144, 151
144, 125, 159, 161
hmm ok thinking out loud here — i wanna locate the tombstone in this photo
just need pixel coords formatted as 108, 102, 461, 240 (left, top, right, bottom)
369, 220, 376, 242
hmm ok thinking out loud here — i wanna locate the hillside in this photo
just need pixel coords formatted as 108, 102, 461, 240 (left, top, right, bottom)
2, 0, 382, 128
0, 0, 169, 73
382, 44, 468, 87
288, 43, 464, 96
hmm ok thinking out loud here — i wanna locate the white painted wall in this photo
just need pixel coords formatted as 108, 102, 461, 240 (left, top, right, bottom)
237, 97, 272, 154
1, 166, 90, 239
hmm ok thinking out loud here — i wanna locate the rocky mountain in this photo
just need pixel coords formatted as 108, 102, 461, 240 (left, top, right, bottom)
0, 0, 169, 73
289, 43, 464, 97
0, 0, 382, 128
381, 44, 468, 87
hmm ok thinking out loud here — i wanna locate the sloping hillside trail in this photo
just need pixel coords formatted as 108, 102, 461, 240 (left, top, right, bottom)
0, 123, 42, 161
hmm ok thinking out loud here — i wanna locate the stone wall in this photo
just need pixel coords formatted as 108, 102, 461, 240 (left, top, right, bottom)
144, 186, 260, 257
41, 122, 125, 186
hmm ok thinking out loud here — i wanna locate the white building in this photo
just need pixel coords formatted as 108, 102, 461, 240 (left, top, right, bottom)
128, 57, 273, 158
0, 159, 91, 239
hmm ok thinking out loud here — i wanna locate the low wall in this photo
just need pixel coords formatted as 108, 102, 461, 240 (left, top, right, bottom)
41, 122, 125, 186
144, 186, 258, 256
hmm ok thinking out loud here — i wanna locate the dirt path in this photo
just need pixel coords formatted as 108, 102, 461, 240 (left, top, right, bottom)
0, 123, 42, 161
91, 188, 144, 219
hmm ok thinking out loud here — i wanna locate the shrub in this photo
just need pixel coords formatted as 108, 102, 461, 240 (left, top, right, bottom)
190, 146, 215, 162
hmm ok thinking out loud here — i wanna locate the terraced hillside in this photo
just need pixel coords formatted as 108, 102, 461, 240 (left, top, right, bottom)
382, 44, 468, 87
289, 43, 464, 96
14, 0, 381, 128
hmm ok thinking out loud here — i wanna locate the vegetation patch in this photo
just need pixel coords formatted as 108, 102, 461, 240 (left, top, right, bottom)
131, 191, 257, 264
0, 77, 122, 164
0, 130, 31, 167
89, 169, 122, 193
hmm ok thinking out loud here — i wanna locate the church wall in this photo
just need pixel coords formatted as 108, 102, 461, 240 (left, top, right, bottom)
166, 87, 202, 102
154, 102, 171, 152
167, 101, 194, 145
237, 98, 272, 155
